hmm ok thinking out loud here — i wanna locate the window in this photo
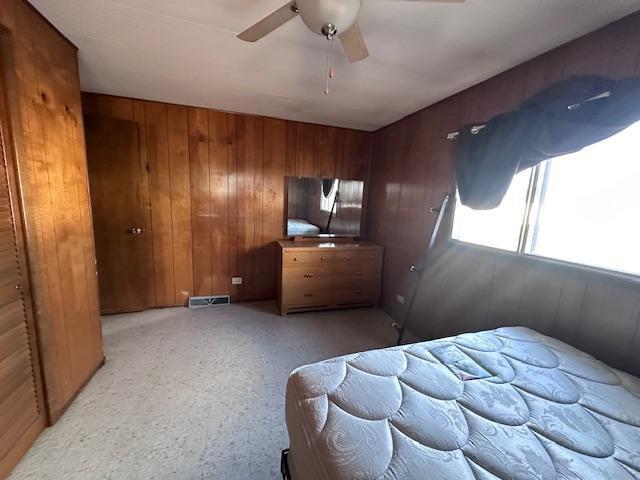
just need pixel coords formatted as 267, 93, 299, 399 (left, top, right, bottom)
320, 179, 339, 212
452, 121, 640, 276
451, 168, 532, 252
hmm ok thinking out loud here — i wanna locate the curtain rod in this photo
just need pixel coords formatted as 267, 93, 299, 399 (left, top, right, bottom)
446, 90, 611, 141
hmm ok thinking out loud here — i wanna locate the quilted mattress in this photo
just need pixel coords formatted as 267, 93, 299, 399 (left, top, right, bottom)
284, 327, 640, 480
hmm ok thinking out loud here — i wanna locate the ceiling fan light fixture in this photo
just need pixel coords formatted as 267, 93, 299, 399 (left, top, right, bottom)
297, 0, 362, 36
321, 23, 338, 39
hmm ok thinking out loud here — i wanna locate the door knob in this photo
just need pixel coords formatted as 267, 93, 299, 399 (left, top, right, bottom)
129, 227, 145, 235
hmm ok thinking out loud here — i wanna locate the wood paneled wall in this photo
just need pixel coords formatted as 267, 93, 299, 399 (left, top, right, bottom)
367, 12, 640, 321
409, 241, 640, 375
0, 1, 103, 422
82, 93, 373, 306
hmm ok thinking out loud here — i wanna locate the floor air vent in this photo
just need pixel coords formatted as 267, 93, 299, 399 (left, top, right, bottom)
188, 295, 230, 308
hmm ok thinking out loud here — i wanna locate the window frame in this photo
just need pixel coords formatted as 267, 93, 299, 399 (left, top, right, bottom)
449, 236, 640, 282
450, 162, 640, 280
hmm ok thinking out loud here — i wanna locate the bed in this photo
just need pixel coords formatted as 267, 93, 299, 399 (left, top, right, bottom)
284, 327, 640, 480
287, 218, 321, 236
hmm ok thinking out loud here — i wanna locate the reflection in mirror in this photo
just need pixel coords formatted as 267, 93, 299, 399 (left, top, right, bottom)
321, 178, 335, 198
286, 177, 364, 237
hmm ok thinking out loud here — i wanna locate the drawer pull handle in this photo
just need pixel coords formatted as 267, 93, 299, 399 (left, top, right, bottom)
356, 272, 363, 276
293, 257, 298, 262
304, 273, 314, 278
320, 256, 326, 261
369, 255, 375, 260
304, 293, 313, 297
346, 256, 351, 260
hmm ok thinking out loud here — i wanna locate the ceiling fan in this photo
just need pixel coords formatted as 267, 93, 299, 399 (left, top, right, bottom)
237, 0, 465, 63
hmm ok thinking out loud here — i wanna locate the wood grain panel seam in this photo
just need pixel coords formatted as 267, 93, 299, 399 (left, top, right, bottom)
205, 111, 212, 295
164, 105, 177, 305
484, 258, 499, 329
188, 108, 211, 295
550, 276, 567, 333
136, 102, 156, 306
227, 115, 232, 288
258, 120, 265, 298
227, 114, 238, 299
574, 279, 590, 346
515, 267, 528, 325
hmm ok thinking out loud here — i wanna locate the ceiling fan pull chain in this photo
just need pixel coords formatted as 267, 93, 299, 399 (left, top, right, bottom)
329, 37, 335, 79
324, 38, 331, 94
324, 37, 335, 95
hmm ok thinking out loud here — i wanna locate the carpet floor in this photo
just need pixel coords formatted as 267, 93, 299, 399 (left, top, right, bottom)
10, 302, 397, 480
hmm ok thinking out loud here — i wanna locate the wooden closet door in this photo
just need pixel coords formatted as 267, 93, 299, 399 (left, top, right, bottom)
0, 111, 45, 477
84, 114, 148, 314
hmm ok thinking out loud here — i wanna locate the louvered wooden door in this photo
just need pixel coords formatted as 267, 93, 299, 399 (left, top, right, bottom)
0, 107, 45, 477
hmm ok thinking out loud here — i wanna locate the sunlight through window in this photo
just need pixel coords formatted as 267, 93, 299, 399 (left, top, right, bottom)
452, 121, 640, 276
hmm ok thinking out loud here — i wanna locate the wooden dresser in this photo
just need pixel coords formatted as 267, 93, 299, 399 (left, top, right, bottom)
277, 240, 384, 315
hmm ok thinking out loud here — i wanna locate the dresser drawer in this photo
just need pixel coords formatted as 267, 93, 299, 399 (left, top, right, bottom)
282, 289, 333, 307
349, 250, 383, 264
283, 250, 336, 265
335, 251, 357, 263
334, 265, 380, 283
283, 251, 309, 265
335, 277, 379, 290
282, 266, 334, 288
336, 287, 378, 305
335, 249, 382, 264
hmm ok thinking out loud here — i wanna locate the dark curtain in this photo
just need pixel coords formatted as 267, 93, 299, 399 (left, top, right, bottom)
455, 75, 640, 210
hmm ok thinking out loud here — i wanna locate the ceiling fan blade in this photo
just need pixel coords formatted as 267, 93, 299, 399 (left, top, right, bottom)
338, 23, 369, 63
237, 1, 298, 42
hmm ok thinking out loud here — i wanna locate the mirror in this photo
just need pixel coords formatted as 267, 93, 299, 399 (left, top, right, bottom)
286, 176, 364, 237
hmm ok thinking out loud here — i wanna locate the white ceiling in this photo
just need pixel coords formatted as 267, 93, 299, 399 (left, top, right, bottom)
33, 0, 640, 131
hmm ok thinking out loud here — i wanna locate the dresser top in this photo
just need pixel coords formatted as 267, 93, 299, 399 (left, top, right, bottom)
278, 240, 382, 251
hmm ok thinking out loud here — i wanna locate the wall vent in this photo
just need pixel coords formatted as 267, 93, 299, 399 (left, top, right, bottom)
188, 295, 231, 309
